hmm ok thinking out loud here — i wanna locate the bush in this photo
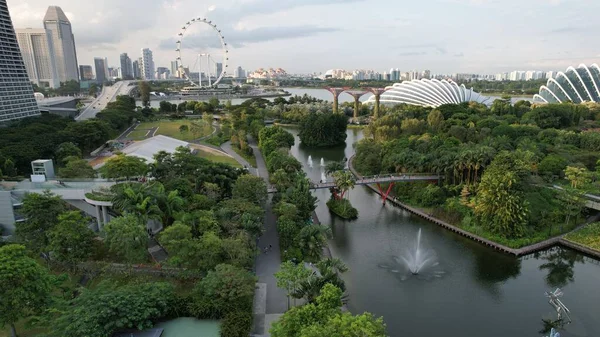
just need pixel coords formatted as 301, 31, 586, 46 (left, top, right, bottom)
416, 184, 445, 207
327, 198, 358, 219
220, 310, 253, 337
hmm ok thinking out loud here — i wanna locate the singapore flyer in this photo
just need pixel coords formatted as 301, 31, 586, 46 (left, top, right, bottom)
176, 17, 228, 88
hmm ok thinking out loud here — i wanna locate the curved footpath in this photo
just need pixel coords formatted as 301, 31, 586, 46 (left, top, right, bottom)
347, 155, 600, 259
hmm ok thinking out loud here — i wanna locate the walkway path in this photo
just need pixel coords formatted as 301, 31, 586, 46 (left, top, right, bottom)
239, 137, 286, 336
221, 141, 259, 176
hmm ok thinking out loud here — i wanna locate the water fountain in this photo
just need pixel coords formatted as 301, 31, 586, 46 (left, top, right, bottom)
321, 158, 325, 167
321, 171, 327, 182
308, 155, 313, 168
398, 228, 438, 275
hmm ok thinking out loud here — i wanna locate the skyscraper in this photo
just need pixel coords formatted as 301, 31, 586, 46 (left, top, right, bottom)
0, 0, 39, 122
132, 60, 140, 79
94, 57, 108, 84
141, 48, 154, 80
43, 6, 79, 83
215, 62, 223, 77
119, 53, 133, 79
16, 28, 60, 88
234, 66, 245, 78
170, 60, 179, 78
79, 65, 93, 80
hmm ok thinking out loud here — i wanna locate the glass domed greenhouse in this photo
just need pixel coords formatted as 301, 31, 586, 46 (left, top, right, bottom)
365, 78, 488, 108
533, 64, 600, 103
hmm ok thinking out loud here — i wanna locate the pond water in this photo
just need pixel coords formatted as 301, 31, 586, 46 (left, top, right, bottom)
284, 127, 600, 337
154, 318, 220, 337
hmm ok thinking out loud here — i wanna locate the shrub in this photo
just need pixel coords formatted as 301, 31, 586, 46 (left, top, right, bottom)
327, 198, 358, 219
220, 310, 253, 337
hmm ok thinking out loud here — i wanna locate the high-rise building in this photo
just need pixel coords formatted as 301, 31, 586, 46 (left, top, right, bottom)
132, 60, 140, 79
141, 48, 154, 80
43, 6, 78, 82
156, 67, 169, 79
170, 60, 179, 78
215, 62, 223, 77
0, 0, 39, 122
546, 71, 555, 80
94, 57, 108, 83
79, 65, 93, 80
119, 53, 133, 79
234, 66, 245, 78
15, 28, 60, 88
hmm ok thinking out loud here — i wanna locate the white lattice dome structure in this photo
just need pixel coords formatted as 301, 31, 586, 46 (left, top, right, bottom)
533, 64, 600, 103
365, 79, 488, 107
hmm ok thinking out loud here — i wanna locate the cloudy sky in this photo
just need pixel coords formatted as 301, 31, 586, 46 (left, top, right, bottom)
9, 0, 600, 75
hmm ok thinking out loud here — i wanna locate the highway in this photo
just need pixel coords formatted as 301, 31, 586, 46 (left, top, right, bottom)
76, 80, 134, 120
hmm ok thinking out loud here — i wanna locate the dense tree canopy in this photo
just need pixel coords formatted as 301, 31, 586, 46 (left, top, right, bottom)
298, 113, 348, 147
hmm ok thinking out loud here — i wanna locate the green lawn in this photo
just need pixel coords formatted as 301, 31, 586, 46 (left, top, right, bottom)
565, 222, 600, 251
232, 146, 257, 167
127, 128, 152, 140
136, 120, 213, 141
194, 148, 241, 168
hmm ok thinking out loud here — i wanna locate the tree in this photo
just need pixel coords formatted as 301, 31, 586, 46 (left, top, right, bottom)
103, 214, 148, 263
58, 157, 96, 178
298, 113, 347, 147
139, 81, 151, 107
275, 261, 313, 309
427, 109, 445, 132
3, 159, 17, 177
112, 183, 162, 224
232, 174, 268, 206
100, 154, 147, 180
325, 161, 345, 176
55, 142, 82, 164
332, 170, 355, 199
538, 155, 568, 181
189, 264, 256, 318
15, 191, 66, 254
0, 245, 54, 337
179, 124, 189, 133
474, 152, 530, 238
271, 283, 386, 337
296, 224, 331, 262
564, 166, 590, 190
292, 258, 348, 303
47, 211, 96, 264
51, 281, 175, 337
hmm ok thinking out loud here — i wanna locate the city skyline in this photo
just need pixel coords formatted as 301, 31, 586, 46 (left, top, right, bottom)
9, 0, 600, 75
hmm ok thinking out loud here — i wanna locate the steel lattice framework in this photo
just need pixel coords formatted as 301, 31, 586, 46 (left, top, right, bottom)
176, 17, 228, 87
534, 64, 600, 104
364, 79, 488, 107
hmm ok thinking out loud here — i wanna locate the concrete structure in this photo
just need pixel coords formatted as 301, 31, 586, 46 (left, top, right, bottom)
119, 53, 133, 79
132, 60, 140, 79
0, 187, 23, 235
16, 28, 60, 88
170, 60, 179, 78
0, 0, 40, 123
141, 48, 155, 80
79, 65, 93, 81
366, 88, 387, 120
345, 90, 368, 123
43, 6, 78, 82
94, 57, 108, 84
326, 87, 349, 114
533, 64, 600, 104
364, 79, 488, 108
31, 159, 55, 179
37, 96, 79, 117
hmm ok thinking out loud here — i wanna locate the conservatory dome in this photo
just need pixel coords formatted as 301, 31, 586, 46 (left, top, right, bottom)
533, 64, 600, 103
365, 78, 488, 108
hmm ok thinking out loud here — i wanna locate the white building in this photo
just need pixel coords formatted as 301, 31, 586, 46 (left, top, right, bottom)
15, 28, 60, 88
43, 6, 79, 82
141, 48, 155, 80
546, 71, 555, 80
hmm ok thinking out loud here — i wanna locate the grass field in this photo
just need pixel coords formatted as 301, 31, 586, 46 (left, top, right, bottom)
565, 222, 600, 251
190, 145, 241, 168
132, 120, 213, 141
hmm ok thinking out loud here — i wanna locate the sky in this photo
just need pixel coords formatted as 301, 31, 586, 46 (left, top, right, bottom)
8, 0, 600, 75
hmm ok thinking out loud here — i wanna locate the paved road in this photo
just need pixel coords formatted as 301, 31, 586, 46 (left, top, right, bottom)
77, 80, 134, 120
221, 141, 257, 174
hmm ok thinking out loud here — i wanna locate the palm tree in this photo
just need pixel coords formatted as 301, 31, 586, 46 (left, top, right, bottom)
112, 183, 162, 227
332, 170, 355, 199
296, 224, 331, 262
325, 161, 345, 176
292, 258, 349, 303
158, 190, 185, 227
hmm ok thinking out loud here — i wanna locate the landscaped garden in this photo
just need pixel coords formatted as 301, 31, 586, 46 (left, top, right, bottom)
565, 222, 600, 250
133, 120, 213, 141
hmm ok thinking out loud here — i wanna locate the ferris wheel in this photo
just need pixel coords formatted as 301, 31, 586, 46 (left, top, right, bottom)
176, 17, 228, 87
